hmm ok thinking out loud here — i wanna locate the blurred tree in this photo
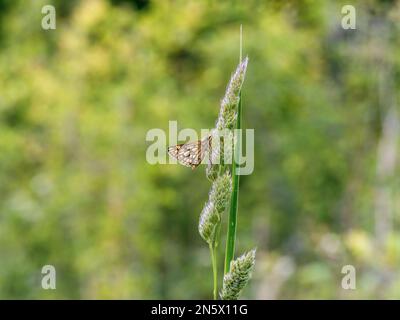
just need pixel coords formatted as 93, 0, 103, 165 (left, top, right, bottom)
0, 0, 399, 299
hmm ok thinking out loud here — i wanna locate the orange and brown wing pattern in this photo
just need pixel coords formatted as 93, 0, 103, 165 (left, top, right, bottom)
168, 136, 211, 170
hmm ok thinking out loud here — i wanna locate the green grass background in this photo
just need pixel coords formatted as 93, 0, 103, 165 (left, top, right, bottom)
1, 0, 400, 299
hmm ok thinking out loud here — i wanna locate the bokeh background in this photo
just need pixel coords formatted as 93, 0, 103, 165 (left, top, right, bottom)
1, 0, 400, 299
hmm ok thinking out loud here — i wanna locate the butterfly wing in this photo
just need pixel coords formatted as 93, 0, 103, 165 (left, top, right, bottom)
168, 136, 211, 170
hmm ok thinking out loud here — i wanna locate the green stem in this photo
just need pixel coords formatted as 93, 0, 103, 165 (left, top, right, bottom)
224, 25, 243, 275
209, 243, 218, 300
224, 90, 242, 274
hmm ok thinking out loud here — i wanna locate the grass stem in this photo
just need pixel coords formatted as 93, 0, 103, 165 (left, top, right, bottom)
209, 243, 218, 300
224, 91, 241, 274
224, 25, 243, 275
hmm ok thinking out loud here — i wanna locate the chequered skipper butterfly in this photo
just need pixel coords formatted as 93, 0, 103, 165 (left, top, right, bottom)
168, 135, 212, 170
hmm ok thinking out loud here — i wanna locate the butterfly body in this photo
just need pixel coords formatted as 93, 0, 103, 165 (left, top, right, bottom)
168, 136, 211, 170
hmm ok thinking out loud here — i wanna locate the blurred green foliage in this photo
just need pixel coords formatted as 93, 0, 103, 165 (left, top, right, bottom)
0, 0, 400, 299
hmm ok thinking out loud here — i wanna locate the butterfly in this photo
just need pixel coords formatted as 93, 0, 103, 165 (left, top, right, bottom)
168, 135, 212, 170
